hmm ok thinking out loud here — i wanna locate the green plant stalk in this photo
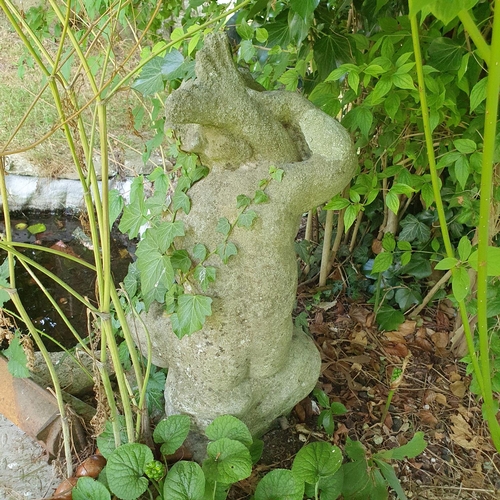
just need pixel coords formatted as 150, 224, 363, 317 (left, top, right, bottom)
410, 5, 500, 450
0, 243, 98, 311
380, 389, 395, 425
1, 242, 97, 270
46, 0, 138, 443
124, 292, 153, 440
458, 9, 491, 62
1, 0, 125, 443
373, 272, 383, 314
7, 289, 74, 477
106, 0, 254, 98
409, 8, 483, 393
474, 0, 500, 451
18, 260, 93, 357
0, 158, 73, 477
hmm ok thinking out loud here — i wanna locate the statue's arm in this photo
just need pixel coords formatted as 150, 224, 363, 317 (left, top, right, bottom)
256, 91, 357, 214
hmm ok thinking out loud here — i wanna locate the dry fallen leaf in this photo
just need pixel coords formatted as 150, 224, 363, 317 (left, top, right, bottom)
435, 393, 448, 406
423, 390, 436, 405
431, 331, 449, 349
450, 380, 467, 398
449, 413, 486, 450
384, 343, 409, 357
419, 409, 438, 428
385, 331, 407, 343
398, 320, 417, 335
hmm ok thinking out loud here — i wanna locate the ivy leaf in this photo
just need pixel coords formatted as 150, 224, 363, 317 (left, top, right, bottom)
119, 192, 147, 239
236, 195, 252, 209
171, 250, 192, 273
216, 217, 231, 236
395, 287, 422, 312
254, 469, 304, 500
253, 190, 269, 204
376, 304, 405, 331
108, 189, 124, 229
202, 438, 252, 484
138, 253, 174, 309
173, 190, 191, 215
193, 265, 216, 292
171, 294, 212, 339
4, 332, 29, 378
236, 210, 258, 228
192, 244, 207, 262
132, 57, 164, 96
161, 49, 184, 79
290, 0, 319, 20
156, 221, 185, 251
216, 242, 238, 264
399, 215, 431, 243
314, 33, 352, 81
428, 37, 463, 71
400, 254, 432, 279
163, 461, 205, 500
153, 415, 191, 455
107, 443, 153, 500
291, 442, 342, 484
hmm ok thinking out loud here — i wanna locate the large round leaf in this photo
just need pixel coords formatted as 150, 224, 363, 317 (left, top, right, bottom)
72, 477, 111, 500
106, 443, 153, 500
291, 442, 342, 484
163, 461, 205, 500
153, 415, 191, 455
254, 469, 304, 500
205, 415, 253, 447
202, 438, 252, 484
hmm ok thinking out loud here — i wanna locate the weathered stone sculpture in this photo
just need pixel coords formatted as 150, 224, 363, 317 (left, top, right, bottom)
132, 33, 356, 436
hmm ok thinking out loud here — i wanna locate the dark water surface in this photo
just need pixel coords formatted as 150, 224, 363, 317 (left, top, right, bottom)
0, 211, 132, 350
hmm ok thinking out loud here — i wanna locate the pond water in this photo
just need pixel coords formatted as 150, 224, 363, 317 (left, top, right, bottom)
0, 211, 133, 350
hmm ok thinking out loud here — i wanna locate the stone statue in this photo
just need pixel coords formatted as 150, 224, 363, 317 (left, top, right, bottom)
131, 33, 356, 436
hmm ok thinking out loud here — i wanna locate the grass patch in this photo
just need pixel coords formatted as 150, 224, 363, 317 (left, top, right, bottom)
0, 10, 158, 177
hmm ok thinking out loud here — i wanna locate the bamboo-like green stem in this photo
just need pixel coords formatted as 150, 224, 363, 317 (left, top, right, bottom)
458, 9, 491, 62
0, 242, 96, 270
409, 8, 484, 395
410, 3, 500, 451
0, 158, 73, 476
8, 290, 74, 477
474, 0, 500, 452
106, 0, 254, 97
0, 243, 99, 312
18, 260, 92, 356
